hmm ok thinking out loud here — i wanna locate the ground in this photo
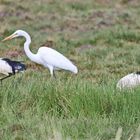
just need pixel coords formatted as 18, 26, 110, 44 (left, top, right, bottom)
0, 0, 140, 139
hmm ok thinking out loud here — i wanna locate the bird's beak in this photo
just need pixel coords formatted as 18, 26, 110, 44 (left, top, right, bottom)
2, 34, 17, 42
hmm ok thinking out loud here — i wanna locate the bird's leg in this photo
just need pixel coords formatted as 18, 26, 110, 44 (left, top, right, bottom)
49, 66, 56, 79
0, 74, 12, 84
53, 71, 56, 78
51, 72, 56, 79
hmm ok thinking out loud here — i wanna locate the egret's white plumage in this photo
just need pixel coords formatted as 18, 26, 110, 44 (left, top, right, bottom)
116, 72, 140, 89
3, 30, 78, 77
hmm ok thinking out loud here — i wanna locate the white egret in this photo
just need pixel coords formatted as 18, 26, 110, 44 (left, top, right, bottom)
0, 58, 26, 82
116, 72, 140, 89
3, 30, 78, 77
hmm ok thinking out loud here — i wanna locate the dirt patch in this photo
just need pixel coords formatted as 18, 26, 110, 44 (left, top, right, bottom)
95, 0, 113, 5
76, 44, 96, 53
41, 38, 55, 48
120, 0, 139, 5
61, 19, 80, 31
88, 9, 133, 29
0, 11, 12, 18
9, 124, 23, 133
5, 49, 25, 58
26, 62, 43, 71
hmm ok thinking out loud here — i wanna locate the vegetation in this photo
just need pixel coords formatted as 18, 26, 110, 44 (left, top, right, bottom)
0, 0, 140, 139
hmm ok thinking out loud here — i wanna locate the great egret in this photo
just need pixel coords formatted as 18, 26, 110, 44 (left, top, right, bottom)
0, 58, 26, 82
3, 30, 78, 77
116, 72, 140, 89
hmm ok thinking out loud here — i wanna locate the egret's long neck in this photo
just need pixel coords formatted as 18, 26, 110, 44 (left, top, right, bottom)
23, 33, 40, 63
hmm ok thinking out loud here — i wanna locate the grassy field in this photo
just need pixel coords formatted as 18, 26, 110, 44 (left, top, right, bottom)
1, 0, 140, 139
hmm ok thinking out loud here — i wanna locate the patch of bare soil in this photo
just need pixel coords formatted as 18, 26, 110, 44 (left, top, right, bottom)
64, 0, 86, 3
76, 44, 96, 53
0, 11, 12, 18
5, 49, 25, 58
120, 0, 139, 5
89, 9, 133, 29
61, 19, 80, 31
9, 124, 23, 133
26, 62, 43, 71
95, 0, 113, 5
45, 8, 134, 35
0, 2, 32, 21
41, 38, 55, 48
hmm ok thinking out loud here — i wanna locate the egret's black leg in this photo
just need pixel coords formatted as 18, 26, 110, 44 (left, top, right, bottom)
53, 71, 56, 78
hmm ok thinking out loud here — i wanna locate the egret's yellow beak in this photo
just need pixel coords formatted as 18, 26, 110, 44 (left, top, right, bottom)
2, 34, 17, 42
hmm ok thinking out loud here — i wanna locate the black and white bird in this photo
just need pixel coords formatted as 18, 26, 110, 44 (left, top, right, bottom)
0, 58, 26, 83
116, 72, 140, 90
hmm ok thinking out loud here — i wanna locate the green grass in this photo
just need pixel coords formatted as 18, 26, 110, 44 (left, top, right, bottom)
1, 0, 140, 139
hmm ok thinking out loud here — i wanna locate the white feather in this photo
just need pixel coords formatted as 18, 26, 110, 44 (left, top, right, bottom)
116, 73, 140, 89
0, 58, 12, 75
37, 47, 78, 73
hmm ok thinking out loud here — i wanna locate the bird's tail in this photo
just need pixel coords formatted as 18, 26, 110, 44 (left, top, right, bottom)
72, 66, 78, 74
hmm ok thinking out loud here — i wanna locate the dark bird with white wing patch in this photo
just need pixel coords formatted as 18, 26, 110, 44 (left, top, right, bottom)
0, 58, 26, 83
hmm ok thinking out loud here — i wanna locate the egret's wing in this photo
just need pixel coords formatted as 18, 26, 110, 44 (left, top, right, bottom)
38, 47, 77, 72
